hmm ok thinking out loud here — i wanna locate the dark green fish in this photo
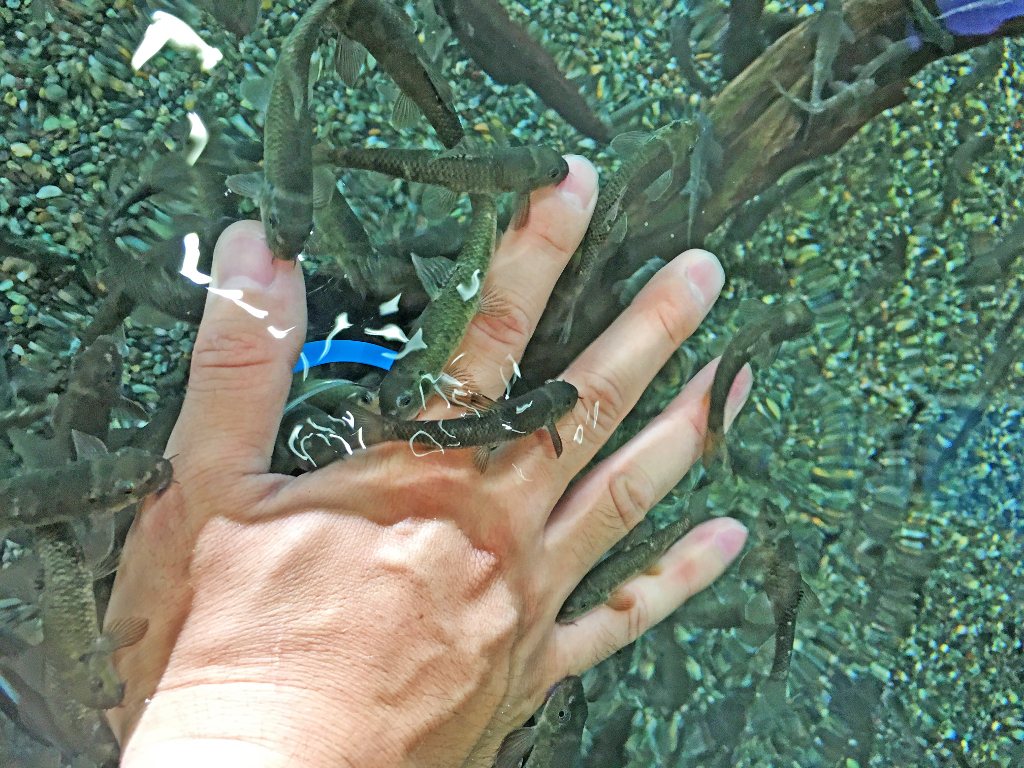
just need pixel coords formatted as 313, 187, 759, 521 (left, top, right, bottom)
702, 299, 814, 467
741, 505, 818, 685
558, 119, 699, 343
339, 0, 464, 148
287, 373, 379, 416
680, 112, 723, 246
227, 0, 351, 259
494, 675, 588, 768
776, 0, 854, 114
315, 144, 568, 228
35, 522, 149, 710
281, 380, 577, 472
557, 512, 694, 623
379, 194, 500, 419
0, 444, 172, 529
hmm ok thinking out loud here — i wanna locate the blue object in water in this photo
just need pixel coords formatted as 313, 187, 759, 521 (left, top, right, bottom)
293, 340, 396, 373
938, 0, 1024, 35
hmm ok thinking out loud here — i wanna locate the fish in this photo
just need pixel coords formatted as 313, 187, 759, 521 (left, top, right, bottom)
286, 373, 379, 416
680, 112, 723, 246
721, 0, 766, 80
226, 0, 347, 259
338, 0, 464, 148
741, 503, 818, 686
493, 675, 588, 768
557, 511, 694, 623
959, 216, 1024, 285
378, 194, 502, 419
723, 158, 829, 245
557, 119, 700, 344
434, 0, 612, 143
776, 0, 854, 114
668, 16, 714, 97
611, 257, 666, 307
307, 166, 401, 298
35, 522, 149, 710
8, 336, 148, 468
0, 436, 172, 529
702, 299, 814, 468
314, 144, 569, 228
281, 379, 578, 472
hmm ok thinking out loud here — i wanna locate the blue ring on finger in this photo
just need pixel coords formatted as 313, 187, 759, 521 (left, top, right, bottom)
293, 340, 396, 373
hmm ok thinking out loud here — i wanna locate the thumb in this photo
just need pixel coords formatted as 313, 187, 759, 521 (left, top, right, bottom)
167, 220, 306, 481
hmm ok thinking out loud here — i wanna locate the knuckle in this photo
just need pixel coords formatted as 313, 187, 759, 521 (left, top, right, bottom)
642, 274, 700, 349
608, 467, 657, 531
577, 368, 630, 428
191, 326, 275, 373
470, 300, 533, 352
624, 592, 652, 645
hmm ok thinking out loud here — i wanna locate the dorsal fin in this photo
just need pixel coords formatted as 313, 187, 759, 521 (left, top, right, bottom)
411, 254, 457, 300
72, 430, 108, 460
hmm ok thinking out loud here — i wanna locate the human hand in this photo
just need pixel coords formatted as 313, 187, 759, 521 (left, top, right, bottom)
105, 155, 752, 768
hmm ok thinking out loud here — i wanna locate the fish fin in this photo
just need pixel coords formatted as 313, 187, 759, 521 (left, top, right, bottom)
800, 579, 821, 611
743, 592, 775, 625
411, 254, 457, 301
312, 166, 337, 211
478, 288, 512, 318
7, 429, 60, 469
558, 308, 574, 345
510, 193, 530, 230
545, 421, 564, 458
609, 130, 648, 157
644, 169, 673, 201
473, 446, 491, 473
71, 430, 108, 460
225, 171, 264, 201
494, 726, 537, 768
642, 561, 664, 577
606, 588, 636, 612
608, 213, 629, 245
422, 57, 455, 104
104, 616, 149, 651
335, 36, 367, 87
421, 185, 460, 219
238, 75, 272, 114
469, 391, 496, 411
75, 514, 117, 578
391, 92, 422, 130
113, 396, 150, 422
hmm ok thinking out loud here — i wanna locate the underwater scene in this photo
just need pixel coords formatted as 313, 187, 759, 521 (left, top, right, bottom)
1, 0, 1023, 765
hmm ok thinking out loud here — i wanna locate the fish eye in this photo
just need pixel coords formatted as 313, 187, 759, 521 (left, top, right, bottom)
558, 708, 571, 722
91, 678, 104, 693
358, 392, 374, 405
396, 393, 413, 409
268, 212, 281, 230
548, 165, 563, 179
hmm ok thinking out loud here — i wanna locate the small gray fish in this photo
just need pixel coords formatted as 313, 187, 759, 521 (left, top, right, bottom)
378, 194, 501, 419
776, 0, 854, 114
36, 522, 149, 710
494, 675, 588, 768
315, 144, 568, 228
0, 445, 172, 529
339, 0, 464, 148
703, 299, 814, 467
557, 512, 694, 623
558, 119, 699, 343
680, 112, 723, 246
283, 380, 578, 472
227, 0, 349, 259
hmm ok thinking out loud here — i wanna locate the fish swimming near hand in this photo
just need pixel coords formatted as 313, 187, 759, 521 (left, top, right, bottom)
314, 143, 568, 228
435, 0, 611, 143
378, 194, 502, 419
338, 0, 464, 147
35, 522, 149, 711
227, 0, 351, 259
680, 112, 723, 246
703, 299, 814, 468
280, 379, 578, 472
1, 432, 172, 529
556, 119, 699, 344
557, 512, 694, 623
493, 675, 588, 768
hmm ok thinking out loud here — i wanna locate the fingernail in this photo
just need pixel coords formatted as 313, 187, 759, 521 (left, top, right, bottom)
723, 364, 753, 431
715, 520, 748, 561
557, 155, 597, 211
685, 251, 725, 307
213, 224, 277, 291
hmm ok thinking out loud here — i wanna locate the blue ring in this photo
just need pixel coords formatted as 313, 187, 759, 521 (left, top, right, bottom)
293, 340, 396, 373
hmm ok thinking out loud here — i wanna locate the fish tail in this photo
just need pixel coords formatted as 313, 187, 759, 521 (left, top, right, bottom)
701, 428, 728, 470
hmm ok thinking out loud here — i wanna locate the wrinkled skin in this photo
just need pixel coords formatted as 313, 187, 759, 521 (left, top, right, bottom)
106, 156, 752, 768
